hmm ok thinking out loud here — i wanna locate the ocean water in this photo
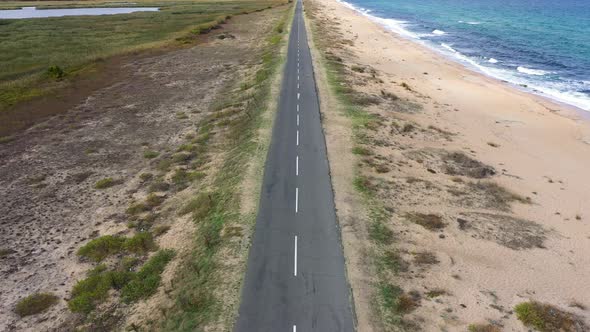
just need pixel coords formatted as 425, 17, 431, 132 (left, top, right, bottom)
338, 0, 590, 111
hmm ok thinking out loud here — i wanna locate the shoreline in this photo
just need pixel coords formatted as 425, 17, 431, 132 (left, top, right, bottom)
336, 0, 590, 119
309, 0, 590, 329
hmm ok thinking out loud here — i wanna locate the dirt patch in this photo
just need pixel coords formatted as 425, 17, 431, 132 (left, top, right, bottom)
457, 212, 547, 250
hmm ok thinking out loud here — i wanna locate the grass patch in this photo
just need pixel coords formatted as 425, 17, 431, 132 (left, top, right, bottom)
0, 0, 287, 122
143, 150, 159, 159
515, 301, 587, 332
178, 192, 213, 218
94, 177, 117, 189
443, 151, 496, 178
121, 249, 175, 303
404, 212, 445, 230
425, 289, 448, 298
378, 249, 408, 273
77, 235, 125, 262
352, 146, 373, 155
68, 266, 133, 314
77, 233, 156, 262
15, 292, 59, 317
413, 251, 439, 265
369, 221, 394, 244
468, 324, 502, 332
153, 225, 171, 237
469, 181, 530, 210
124, 232, 157, 254
379, 283, 420, 324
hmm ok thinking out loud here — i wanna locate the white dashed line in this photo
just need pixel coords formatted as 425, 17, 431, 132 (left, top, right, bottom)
297, 104, 299, 112
297, 83, 299, 90
296, 155, 299, 175
293, 325, 297, 332
297, 92, 300, 100
294, 236, 298, 276
295, 188, 299, 213
296, 130, 299, 146
297, 113, 299, 126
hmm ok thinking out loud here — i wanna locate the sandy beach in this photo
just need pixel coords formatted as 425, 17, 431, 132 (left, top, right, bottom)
306, 0, 590, 330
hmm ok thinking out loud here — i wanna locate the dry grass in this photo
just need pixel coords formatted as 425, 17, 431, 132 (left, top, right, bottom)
443, 151, 496, 178
405, 213, 445, 230
468, 323, 502, 332
413, 251, 439, 265
515, 301, 587, 332
15, 293, 59, 317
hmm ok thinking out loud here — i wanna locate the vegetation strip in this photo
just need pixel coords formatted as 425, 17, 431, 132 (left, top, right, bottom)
159, 5, 292, 330
0, 0, 287, 136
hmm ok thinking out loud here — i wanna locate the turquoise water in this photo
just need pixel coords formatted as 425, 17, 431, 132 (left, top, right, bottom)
339, 0, 590, 111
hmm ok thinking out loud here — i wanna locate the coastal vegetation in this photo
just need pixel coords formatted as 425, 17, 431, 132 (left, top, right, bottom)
0, 0, 284, 136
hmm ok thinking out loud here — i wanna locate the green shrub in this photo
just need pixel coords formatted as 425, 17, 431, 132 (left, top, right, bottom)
143, 150, 159, 159
94, 177, 116, 189
145, 193, 164, 208
68, 266, 133, 314
77, 235, 125, 262
15, 293, 59, 317
46, 65, 65, 80
124, 232, 157, 254
126, 202, 149, 215
178, 193, 212, 218
515, 301, 586, 332
153, 225, 171, 237
352, 146, 372, 155
121, 249, 175, 303
139, 173, 153, 182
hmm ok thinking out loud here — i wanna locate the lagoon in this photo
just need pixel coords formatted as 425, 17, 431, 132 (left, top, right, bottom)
0, 6, 159, 19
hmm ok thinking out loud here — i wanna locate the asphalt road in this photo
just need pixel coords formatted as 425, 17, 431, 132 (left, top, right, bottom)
235, 0, 356, 331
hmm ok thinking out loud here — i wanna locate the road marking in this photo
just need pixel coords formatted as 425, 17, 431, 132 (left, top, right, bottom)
294, 236, 298, 276
296, 155, 299, 175
293, 325, 297, 332
297, 74, 299, 81
297, 92, 300, 100
296, 130, 299, 146
297, 82, 299, 90
297, 113, 299, 126
297, 104, 299, 112
295, 188, 299, 213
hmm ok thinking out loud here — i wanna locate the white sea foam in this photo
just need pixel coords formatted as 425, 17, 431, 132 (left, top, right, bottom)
459, 20, 481, 25
432, 29, 446, 35
517, 66, 550, 76
488, 58, 499, 63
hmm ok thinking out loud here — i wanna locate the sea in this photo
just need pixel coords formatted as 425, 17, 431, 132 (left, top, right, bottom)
338, 0, 590, 111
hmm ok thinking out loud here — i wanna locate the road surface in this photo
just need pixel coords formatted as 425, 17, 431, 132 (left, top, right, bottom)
235, 0, 356, 331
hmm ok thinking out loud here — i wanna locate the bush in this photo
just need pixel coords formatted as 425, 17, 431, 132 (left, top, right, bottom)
178, 193, 212, 218
515, 301, 586, 332
46, 65, 65, 80
143, 150, 159, 159
15, 293, 59, 317
68, 267, 133, 314
77, 235, 125, 262
94, 177, 114, 189
124, 232, 157, 254
121, 249, 175, 303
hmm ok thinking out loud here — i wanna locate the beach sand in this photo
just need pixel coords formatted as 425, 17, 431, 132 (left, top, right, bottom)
306, 0, 590, 330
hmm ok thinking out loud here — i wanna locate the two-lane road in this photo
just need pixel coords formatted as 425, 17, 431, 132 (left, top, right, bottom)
235, 0, 355, 331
